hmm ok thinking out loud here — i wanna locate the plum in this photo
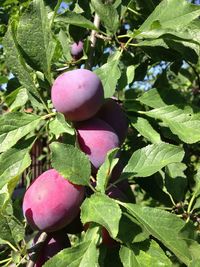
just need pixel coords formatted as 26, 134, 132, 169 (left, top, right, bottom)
51, 69, 104, 121
101, 228, 119, 248
76, 118, 119, 172
32, 230, 70, 267
70, 41, 83, 60
23, 169, 85, 232
96, 98, 128, 144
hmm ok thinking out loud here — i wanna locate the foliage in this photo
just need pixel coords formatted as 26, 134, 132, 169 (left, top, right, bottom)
0, 0, 200, 266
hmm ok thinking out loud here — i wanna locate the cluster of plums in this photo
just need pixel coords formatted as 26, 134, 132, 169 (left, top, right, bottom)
22, 42, 129, 266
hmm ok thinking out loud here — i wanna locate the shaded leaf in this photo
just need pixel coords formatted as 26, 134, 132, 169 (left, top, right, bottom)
91, 0, 119, 33
96, 148, 119, 193
55, 11, 98, 30
130, 117, 161, 144
3, 24, 43, 107
17, 0, 55, 80
143, 105, 200, 144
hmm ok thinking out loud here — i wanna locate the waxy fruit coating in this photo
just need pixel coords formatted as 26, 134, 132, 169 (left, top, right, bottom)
23, 169, 85, 232
51, 69, 104, 121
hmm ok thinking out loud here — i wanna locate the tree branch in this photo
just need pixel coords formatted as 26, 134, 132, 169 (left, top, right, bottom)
85, 13, 100, 70
27, 232, 48, 267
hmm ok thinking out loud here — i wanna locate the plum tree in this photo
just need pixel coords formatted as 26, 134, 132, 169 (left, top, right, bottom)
23, 169, 85, 232
32, 230, 70, 267
51, 69, 104, 121
96, 98, 128, 144
70, 41, 83, 60
76, 118, 120, 172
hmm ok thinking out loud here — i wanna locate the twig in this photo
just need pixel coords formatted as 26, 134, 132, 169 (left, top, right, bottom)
26, 232, 48, 267
85, 13, 100, 70
187, 61, 200, 89
95, 33, 112, 41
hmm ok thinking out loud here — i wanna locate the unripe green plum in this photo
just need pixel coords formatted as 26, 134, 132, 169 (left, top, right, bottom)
96, 98, 128, 144
32, 230, 70, 267
51, 69, 104, 121
70, 41, 83, 60
76, 118, 119, 172
23, 169, 85, 232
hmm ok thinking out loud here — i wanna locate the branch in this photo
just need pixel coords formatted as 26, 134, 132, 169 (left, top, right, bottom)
187, 61, 200, 89
85, 13, 100, 70
27, 232, 48, 267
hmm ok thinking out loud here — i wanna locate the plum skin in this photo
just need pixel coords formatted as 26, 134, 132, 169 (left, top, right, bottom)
51, 69, 104, 121
23, 169, 85, 232
96, 98, 128, 144
70, 41, 83, 60
76, 118, 119, 172
33, 230, 70, 267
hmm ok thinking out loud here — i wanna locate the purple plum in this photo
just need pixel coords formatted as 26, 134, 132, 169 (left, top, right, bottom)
23, 169, 85, 232
51, 69, 104, 121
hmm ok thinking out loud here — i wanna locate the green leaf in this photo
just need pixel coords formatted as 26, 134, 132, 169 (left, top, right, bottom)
121, 203, 191, 265
96, 148, 119, 193
134, 240, 172, 267
3, 24, 43, 106
190, 169, 200, 211
57, 30, 73, 61
189, 260, 200, 267
119, 245, 139, 267
55, 11, 99, 31
81, 193, 122, 238
50, 142, 91, 186
95, 59, 121, 98
43, 241, 99, 267
0, 183, 25, 245
117, 213, 149, 244
49, 113, 74, 137
123, 142, 184, 178
120, 239, 172, 267
0, 112, 41, 153
91, 0, 119, 34
165, 163, 187, 202
9, 88, 28, 111
137, 88, 186, 109
0, 214, 25, 245
17, 0, 55, 81
0, 138, 32, 189
130, 117, 161, 144
138, 0, 200, 32
142, 105, 200, 144
126, 65, 135, 85
0, 76, 8, 84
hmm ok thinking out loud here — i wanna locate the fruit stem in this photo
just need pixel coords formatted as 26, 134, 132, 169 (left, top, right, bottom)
27, 232, 48, 267
42, 112, 56, 120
